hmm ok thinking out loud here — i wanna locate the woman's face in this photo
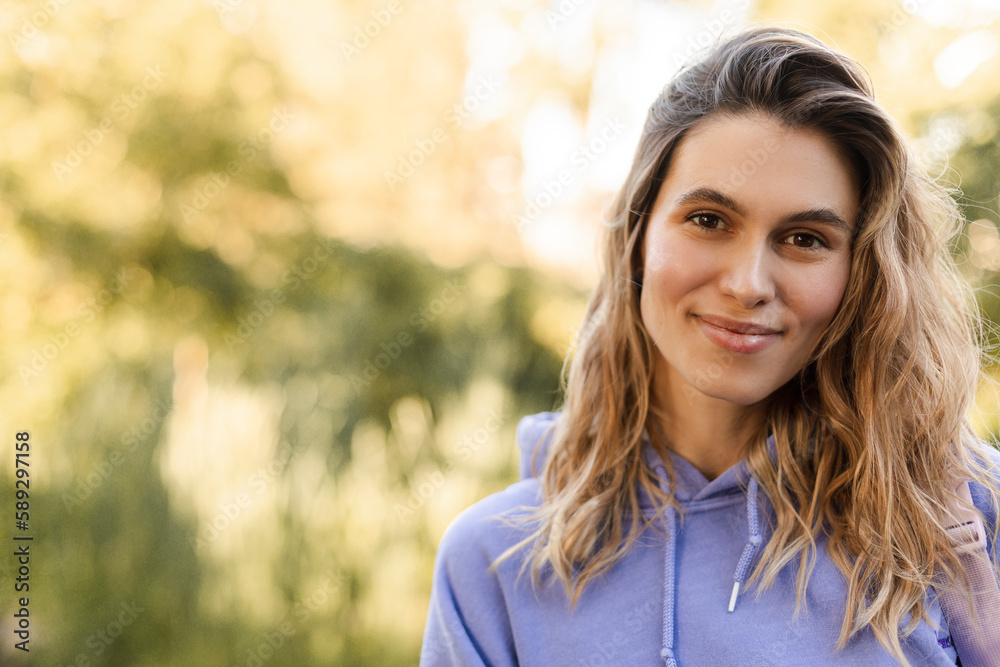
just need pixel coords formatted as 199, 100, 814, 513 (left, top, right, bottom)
639, 113, 858, 408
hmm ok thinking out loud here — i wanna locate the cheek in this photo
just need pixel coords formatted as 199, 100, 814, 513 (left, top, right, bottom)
641, 235, 716, 317
641, 242, 679, 329
785, 266, 849, 333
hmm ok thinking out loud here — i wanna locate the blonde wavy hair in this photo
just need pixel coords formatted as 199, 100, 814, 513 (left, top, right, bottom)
498, 26, 1000, 662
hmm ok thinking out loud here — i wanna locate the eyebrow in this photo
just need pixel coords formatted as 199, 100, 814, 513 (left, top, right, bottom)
674, 186, 853, 234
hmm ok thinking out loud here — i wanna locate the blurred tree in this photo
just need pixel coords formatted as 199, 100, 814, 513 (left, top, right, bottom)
1, 0, 999, 665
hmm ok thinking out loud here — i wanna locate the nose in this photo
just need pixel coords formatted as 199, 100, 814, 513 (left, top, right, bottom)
717, 240, 775, 308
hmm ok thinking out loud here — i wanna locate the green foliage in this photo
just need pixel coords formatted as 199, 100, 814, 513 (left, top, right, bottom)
4, 1, 1000, 665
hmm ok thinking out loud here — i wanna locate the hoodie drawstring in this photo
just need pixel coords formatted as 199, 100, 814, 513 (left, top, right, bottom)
728, 476, 762, 612
651, 461, 764, 664
653, 464, 679, 667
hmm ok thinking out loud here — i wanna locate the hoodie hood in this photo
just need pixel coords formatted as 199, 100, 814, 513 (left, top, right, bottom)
516, 411, 558, 481
516, 411, 768, 505
515, 411, 768, 666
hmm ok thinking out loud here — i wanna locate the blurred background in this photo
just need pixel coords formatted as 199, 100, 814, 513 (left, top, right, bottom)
2, 0, 1000, 664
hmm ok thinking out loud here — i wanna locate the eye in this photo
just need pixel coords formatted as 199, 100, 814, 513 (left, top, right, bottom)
783, 232, 828, 250
688, 212, 726, 231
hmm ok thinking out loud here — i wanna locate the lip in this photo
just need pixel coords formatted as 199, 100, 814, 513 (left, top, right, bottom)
696, 314, 782, 354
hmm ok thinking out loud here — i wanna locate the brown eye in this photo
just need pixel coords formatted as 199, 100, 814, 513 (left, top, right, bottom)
786, 232, 825, 249
690, 213, 724, 229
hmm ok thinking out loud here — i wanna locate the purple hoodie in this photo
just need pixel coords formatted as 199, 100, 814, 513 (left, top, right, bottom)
421, 411, 997, 665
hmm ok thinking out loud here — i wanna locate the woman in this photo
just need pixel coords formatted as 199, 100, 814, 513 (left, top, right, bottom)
421, 27, 1000, 665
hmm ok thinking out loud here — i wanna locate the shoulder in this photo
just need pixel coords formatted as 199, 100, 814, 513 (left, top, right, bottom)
435, 478, 544, 573
968, 442, 1000, 552
422, 479, 544, 665
434, 410, 557, 570
968, 442, 1000, 505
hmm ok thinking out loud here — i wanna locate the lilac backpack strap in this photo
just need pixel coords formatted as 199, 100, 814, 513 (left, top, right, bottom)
936, 480, 1000, 666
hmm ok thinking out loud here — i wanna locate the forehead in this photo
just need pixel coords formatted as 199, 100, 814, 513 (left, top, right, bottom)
652, 113, 860, 225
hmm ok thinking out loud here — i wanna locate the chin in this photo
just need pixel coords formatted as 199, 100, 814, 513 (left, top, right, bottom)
681, 377, 775, 407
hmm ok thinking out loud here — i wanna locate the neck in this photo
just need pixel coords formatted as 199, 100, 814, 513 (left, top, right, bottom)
649, 374, 767, 481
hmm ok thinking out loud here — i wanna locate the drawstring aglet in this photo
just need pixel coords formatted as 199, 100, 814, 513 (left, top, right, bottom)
728, 581, 741, 612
